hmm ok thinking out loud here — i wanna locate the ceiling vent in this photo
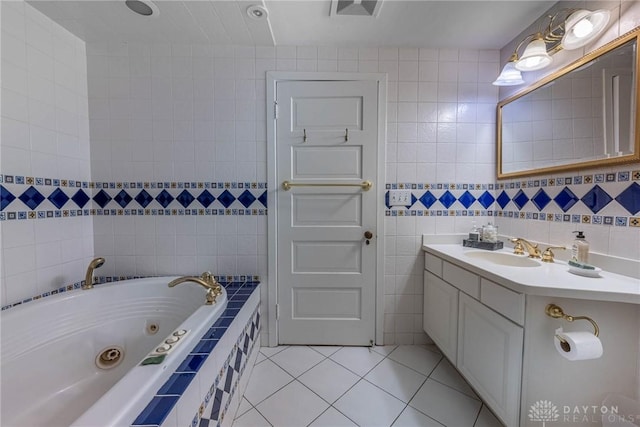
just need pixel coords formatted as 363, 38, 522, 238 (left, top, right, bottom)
330, 0, 382, 17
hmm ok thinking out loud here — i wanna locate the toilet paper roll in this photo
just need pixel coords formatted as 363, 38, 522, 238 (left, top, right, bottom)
554, 328, 603, 361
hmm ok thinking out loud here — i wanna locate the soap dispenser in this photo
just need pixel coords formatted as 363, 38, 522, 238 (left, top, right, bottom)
571, 231, 590, 263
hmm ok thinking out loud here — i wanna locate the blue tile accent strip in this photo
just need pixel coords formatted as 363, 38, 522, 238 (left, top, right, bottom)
554, 187, 579, 212
19, 186, 45, 210
512, 190, 530, 210
132, 396, 180, 426
531, 189, 551, 211
615, 182, 640, 215
496, 191, 511, 209
581, 185, 613, 214
0, 178, 268, 217
48, 188, 70, 209
1, 185, 16, 210
157, 373, 196, 396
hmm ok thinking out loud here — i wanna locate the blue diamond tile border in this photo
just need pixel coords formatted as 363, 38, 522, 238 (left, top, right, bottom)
3, 173, 640, 226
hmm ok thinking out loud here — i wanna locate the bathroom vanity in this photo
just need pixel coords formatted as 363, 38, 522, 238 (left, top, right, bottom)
422, 235, 640, 427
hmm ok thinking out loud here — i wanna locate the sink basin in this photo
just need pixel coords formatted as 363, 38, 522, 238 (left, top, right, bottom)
464, 251, 541, 267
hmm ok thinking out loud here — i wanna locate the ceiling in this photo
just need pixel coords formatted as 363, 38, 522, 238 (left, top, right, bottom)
27, 0, 556, 49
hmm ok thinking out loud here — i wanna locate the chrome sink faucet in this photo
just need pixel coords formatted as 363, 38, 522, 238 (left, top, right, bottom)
168, 272, 223, 305
84, 257, 106, 289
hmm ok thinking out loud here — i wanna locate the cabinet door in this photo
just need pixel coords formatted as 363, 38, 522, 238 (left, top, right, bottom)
457, 293, 523, 427
423, 272, 458, 361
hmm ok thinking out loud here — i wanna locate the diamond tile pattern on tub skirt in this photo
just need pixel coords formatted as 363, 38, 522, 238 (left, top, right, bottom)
197, 301, 261, 427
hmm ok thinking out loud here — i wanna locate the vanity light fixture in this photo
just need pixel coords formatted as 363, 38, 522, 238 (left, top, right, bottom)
495, 8, 611, 85
515, 33, 553, 71
561, 9, 611, 50
492, 53, 525, 86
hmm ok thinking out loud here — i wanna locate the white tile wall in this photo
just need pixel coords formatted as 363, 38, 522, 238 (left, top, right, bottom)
3, 0, 636, 346
0, 0, 93, 307
86, 40, 500, 344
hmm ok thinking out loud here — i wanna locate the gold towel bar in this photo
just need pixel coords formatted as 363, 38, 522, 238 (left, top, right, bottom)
282, 180, 373, 191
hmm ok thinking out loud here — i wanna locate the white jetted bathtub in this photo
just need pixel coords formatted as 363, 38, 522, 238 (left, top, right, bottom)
0, 276, 262, 427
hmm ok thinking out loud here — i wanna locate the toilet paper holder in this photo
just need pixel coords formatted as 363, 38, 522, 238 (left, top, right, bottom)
545, 304, 600, 351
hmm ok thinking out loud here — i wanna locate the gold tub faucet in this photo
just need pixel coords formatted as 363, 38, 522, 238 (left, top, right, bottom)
83, 257, 105, 289
510, 238, 542, 258
168, 272, 223, 305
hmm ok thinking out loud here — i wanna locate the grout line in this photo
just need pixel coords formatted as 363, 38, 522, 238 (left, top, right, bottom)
428, 376, 480, 401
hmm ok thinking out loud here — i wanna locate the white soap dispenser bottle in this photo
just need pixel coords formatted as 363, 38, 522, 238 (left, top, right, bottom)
571, 231, 590, 263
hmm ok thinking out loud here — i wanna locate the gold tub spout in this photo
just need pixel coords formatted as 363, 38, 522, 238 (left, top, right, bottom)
168, 272, 223, 305
83, 257, 105, 289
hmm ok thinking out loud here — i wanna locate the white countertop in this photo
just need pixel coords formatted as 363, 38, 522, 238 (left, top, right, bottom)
422, 236, 640, 304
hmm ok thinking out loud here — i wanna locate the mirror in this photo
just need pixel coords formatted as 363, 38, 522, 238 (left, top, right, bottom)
497, 28, 640, 179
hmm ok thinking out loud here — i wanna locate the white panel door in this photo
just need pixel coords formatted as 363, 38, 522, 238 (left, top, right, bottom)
276, 80, 379, 345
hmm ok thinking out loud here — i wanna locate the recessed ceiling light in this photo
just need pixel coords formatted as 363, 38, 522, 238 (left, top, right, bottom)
246, 5, 268, 20
125, 0, 159, 17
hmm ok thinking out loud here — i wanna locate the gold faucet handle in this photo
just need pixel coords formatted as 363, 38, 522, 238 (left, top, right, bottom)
541, 246, 566, 263
509, 238, 525, 255
199, 271, 218, 286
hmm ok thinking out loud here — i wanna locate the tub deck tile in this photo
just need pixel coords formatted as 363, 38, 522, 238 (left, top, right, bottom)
158, 373, 196, 396
202, 327, 226, 340
132, 395, 180, 426
192, 339, 219, 354
177, 355, 208, 373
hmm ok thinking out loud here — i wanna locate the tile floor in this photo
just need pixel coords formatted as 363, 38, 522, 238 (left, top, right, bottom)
231, 345, 504, 427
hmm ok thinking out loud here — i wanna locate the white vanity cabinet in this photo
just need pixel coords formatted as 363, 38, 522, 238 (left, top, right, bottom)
423, 271, 458, 361
423, 239, 640, 427
457, 293, 522, 427
423, 252, 523, 427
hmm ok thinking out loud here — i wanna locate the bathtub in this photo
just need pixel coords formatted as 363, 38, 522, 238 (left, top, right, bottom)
0, 276, 261, 427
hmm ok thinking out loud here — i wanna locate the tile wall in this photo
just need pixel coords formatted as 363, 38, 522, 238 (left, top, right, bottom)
2, 0, 638, 346
0, 1, 94, 307
82, 42, 501, 345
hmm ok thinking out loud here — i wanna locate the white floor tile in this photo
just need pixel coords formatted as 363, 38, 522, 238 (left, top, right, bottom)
329, 346, 385, 377
371, 345, 398, 356
259, 345, 288, 358
429, 358, 478, 399
334, 380, 406, 427
422, 344, 442, 355
232, 408, 272, 427
255, 352, 267, 364
365, 358, 427, 402
298, 359, 360, 404
234, 397, 253, 420
388, 345, 442, 376
309, 407, 357, 427
309, 345, 342, 357
256, 381, 329, 427
474, 405, 505, 427
243, 359, 293, 406
392, 406, 444, 427
270, 345, 325, 378
409, 379, 482, 427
